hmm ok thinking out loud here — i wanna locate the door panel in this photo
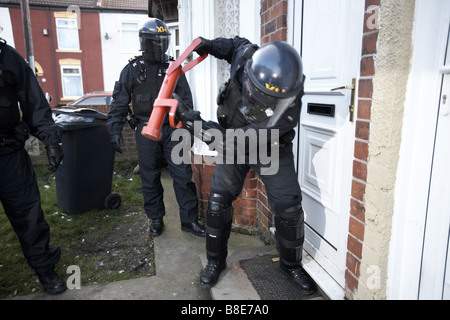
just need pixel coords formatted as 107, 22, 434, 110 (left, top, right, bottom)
419, 24, 450, 299
297, 0, 364, 286
443, 231, 450, 299
302, 2, 350, 91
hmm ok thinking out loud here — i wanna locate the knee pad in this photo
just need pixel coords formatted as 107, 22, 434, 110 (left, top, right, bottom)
278, 204, 304, 226
206, 193, 234, 228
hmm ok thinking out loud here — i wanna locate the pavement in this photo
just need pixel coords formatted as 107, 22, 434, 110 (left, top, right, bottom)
13, 213, 274, 301
9, 169, 323, 301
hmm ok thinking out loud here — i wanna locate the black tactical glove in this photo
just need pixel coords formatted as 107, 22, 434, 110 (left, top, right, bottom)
173, 93, 190, 123
179, 110, 202, 136
111, 134, 124, 154
194, 37, 213, 56
46, 144, 64, 173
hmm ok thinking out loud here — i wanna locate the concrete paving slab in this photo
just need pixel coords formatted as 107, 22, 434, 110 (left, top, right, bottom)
200, 245, 278, 300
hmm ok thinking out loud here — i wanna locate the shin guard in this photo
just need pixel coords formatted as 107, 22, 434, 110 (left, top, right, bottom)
205, 193, 234, 263
275, 205, 305, 268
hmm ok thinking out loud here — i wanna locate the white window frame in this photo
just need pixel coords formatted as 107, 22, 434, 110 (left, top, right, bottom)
61, 65, 83, 99
121, 21, 140, 53
56, 18, 80, 51
166, 22, 180, 59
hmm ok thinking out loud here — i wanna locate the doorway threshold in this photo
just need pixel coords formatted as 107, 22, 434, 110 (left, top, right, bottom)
270, 227, 345, 300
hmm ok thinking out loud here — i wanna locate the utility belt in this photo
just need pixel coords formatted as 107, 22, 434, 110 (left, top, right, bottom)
0, 135, 18, 148
0, 121, 30, 151
128, 112, 170, 131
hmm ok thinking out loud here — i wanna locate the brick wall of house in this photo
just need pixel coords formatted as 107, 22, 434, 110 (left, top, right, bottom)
344, 0, 380, 300
261, 0, 288, 44
191, 154, 261, 237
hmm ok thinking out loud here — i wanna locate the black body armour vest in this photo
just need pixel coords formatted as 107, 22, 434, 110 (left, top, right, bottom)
0, 42, 20, 136
131, 58, 168, 117
216, 44, 258, 129
216, 79, 247, 129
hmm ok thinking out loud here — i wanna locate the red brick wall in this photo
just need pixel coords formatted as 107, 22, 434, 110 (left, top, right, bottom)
9, 8, 105, 107
344, 0, 380, 300
191, 155, 263, 239
261, 0, 288, 44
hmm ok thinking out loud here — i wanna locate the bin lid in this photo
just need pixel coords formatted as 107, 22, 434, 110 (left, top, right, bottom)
56, 121, 106, 131
52, 107, 108, 120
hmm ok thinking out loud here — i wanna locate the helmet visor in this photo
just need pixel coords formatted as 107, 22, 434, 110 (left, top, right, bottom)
240, 76, 295, 128
140, 34, 170, 61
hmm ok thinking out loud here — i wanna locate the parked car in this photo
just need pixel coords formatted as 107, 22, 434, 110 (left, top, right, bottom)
69, 91, 112, 106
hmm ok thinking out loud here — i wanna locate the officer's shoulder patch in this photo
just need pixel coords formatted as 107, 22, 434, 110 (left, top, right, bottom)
128, 55, 143, 64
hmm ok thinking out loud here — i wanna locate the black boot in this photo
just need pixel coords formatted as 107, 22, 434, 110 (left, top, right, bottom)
149, 218, 164, 236
200, 260, 226, 288
37, 268, 67, 295
275, 205, 316, 294
281, 263, 316, 295
181, 221, 206, 237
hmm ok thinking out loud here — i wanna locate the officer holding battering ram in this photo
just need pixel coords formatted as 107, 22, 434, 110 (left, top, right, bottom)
174, 36, 316, 294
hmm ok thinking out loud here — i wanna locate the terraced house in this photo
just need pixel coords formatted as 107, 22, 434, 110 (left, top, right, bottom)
0, 0, 179, 106
1, 0, 449, 300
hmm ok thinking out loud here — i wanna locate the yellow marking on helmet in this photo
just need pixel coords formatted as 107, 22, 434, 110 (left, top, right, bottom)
157, 26, 168, 33
265, 83, 287, 94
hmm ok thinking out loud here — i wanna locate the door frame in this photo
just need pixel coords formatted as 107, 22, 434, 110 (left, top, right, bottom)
387, 0, 450, 300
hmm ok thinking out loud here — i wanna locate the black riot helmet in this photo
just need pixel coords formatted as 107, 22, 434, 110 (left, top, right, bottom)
241, 41, 304, 128
139, 18, 171, 62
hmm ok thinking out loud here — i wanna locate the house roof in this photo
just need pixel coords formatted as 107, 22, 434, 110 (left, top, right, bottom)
99, 0, 148, 10
0, 0, 149, 11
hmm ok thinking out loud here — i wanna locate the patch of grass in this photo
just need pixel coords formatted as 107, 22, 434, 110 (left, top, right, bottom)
0, 162, 155, 299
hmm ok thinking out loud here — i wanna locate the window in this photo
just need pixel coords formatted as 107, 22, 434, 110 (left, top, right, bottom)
121, 22, 140, 52
173, 27, 180, 59
56, 18, 80, 50
167, 24, 180, 59
70, 95, 112, 106
61, 66, 83, 99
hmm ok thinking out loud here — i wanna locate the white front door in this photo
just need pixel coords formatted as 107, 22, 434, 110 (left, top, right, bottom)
419, 25, 450, 300
290, 0, 364, 289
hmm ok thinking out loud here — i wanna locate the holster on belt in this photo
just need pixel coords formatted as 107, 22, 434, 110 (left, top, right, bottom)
0, 121, 30, 149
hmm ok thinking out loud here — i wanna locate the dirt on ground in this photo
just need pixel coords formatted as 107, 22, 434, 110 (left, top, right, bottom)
66, 211, 156, 286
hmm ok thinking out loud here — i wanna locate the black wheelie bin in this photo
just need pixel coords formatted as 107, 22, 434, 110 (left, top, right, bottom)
54, 108, 121, 214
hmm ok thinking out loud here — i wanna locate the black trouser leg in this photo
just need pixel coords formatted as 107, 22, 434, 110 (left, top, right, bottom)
135, 123, 165, 219
0, 149, 60, 274
162, 125, 199, 223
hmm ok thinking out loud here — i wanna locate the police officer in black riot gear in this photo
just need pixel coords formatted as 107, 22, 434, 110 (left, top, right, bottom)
107, 19, 205, 237
177, 36, 316, 294
0, 38, 66, 294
